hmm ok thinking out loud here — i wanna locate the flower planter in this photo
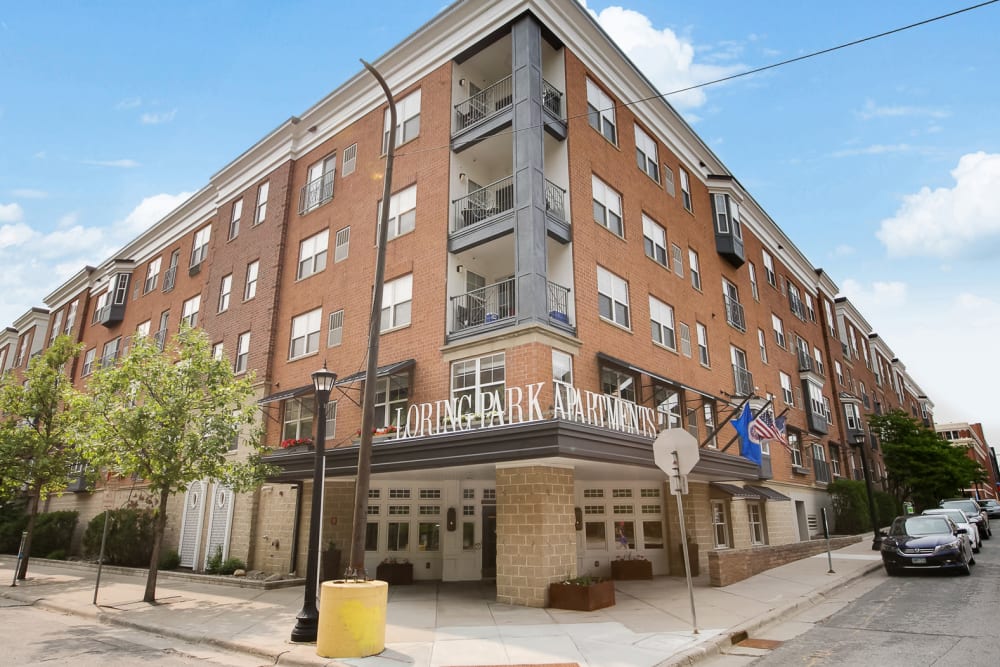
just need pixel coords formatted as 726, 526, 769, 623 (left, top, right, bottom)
375, 562, 413, 585
548, 579, 615, 611
611, 558, 653, 580
278, 444, 314, 455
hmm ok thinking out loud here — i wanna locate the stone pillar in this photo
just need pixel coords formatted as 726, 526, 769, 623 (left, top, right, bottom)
495, 464, 576, 607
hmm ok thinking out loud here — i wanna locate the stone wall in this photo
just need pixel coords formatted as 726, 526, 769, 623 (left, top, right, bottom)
707, 534, 862, 586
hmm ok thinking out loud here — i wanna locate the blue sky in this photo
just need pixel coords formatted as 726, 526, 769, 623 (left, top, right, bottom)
2, 1, 999, 444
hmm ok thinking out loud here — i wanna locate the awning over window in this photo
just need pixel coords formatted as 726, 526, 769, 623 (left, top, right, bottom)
711, 482, 762, 499
746, 485, 792, 501
596, 352, 717, 401
258, 358, 416, 405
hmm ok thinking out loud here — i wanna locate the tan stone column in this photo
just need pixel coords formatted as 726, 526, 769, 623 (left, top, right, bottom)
495, 463, 576, 607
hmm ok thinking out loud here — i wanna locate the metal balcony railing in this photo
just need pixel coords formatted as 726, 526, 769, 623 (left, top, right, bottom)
454, 76, 513, 133
451, 278, 515, 333
153, 329, 167, 352
298, 170, 335, 215
789, 293, 807, 320
732, 365, 754, 397
547, 281, 571, 326
797, 349, 814, 373
544, 179, 566, 221
162, 266, 177, 292
542, 79, 563, 117
452, 175, 514, 233
723, 295, 746, 332
814, 459, 831, 484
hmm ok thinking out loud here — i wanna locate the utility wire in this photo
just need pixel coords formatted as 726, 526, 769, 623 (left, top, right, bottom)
396, 0, 998, 159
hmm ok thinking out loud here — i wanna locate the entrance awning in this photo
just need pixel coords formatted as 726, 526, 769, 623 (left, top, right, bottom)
746, 485, 792, 501
711, 482, 763, 499
258, 359, 415, 405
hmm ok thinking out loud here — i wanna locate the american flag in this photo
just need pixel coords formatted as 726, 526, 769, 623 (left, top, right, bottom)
749, 409, 788, 447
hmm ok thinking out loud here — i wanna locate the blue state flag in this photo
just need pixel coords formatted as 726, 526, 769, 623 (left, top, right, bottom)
731, 404, 762, 466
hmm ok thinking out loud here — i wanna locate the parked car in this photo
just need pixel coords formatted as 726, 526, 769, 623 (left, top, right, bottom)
880, 514, 974, 576
940, 499, 991, 540
975, 498, 1000, 520
923, 508, 980, 553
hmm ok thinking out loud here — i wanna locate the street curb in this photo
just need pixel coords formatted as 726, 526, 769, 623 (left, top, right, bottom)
656, 560, 883, 666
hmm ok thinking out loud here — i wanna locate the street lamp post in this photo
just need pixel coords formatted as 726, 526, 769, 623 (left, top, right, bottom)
851, 433, 883, 550
290, 365, 337, 643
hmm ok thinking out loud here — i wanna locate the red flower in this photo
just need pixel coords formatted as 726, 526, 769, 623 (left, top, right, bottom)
280, 438, 313, 449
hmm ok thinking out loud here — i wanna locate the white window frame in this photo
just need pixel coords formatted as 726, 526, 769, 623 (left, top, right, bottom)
748, 502, 765, 545
234, 332, 250, 374
789, 432, 803, 467
762, 249, 776, 287
586, 78, 617, 144
634, 125, 659, 181
254, 181, 269, 224
191, 225, 211, 268
228, 198, 243, 239
688, 248, 701, 290
289, 308, 322, 360
649, 296, 676, 350
711, 500, 729, 549
780, 372, 793, 406
671, 243, 684, 277
679, 167, 692, 212
82, 348, 96, 376
642, 214, 667, 266
327, 309, 344, 348
597, 266, 630, 328
218, 274, 232, 313
696, 322, 710, 367
679, 323, 692, 358
835, 360, 844, 385
381, 274, 413, 332
384, 89, 421, 152
297, 229, 329, 280
50, 310, 64, 343
451, 352, 505, 416
383, 185, 416, 241
181, 295, 200, 328
144, 257, 161, 294
772, 314, 786, 348
758, 328, 768, 363
342, 143, 357, 177
65, 300, 78, 334
334, 227, 350, 262
813, 347, 825, 375
592, 174, 623, 237
748, 262, 759, 301
244, 261, 259, 300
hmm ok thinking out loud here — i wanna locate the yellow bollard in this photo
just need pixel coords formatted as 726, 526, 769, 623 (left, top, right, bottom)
316, 579, 388, 658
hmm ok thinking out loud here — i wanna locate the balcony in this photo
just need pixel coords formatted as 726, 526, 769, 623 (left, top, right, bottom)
547, 281, 572, 328
724, 295, 746, 332
732, 365, 754, 397
797, 349, 813, 373
450, 176, 515, 250
162, 266, 177, 292
298, 170, 335, 215
454, 76, 512, 134
542, 79, 563, 118
96, 303, 125, 328
814, 459, 831, 484
451, 278, 515, 334
789, 293, 807, 321
153, 329, 167, 352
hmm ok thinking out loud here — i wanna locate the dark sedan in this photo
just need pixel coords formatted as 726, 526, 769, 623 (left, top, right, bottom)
976, 498, 1000, 520
880, 515, 974, 576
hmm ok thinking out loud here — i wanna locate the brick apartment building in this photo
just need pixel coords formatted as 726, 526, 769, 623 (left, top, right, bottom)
0, 0, 955, 606
937, 422, 1000, 499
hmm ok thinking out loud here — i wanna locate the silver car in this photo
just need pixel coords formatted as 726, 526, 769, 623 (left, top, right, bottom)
923, 508, 980, 553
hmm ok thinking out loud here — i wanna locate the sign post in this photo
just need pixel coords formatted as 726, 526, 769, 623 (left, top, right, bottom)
653, 429, 700, 635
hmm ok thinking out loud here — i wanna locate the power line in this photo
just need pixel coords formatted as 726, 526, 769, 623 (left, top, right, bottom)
396, 0, 998, 159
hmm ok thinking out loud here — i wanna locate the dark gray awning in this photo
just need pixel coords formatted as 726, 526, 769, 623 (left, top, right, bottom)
597, 352, 718, 401
746, 485, 792, 501
258, 359, 415, 405
711, 482, 763, 499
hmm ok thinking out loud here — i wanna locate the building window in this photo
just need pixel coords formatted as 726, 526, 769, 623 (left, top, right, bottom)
342, 143, 357, 177
101, 337, 120, 367
824, 298, 836, 337
163, 250, 180, 292
552, 349, 574, 408
758, 328, 768, 363
384, 89, 421, 152
813, 347, 825, 375
823, 396, 833, 424
91, 292, 108, 324
382, 185, 416, 241
289, 308, 322, 359
283, 398, 313, 441
212, 342, 224, 361
218, 274, 232, 313
711, 500, 729, 548
244, 261, 259, 301
835, 360, 844, 385
808, 381, 825, 417
82, 348, 96, 376
297, 229, 329, 280
844, 403, 861, 431
254, 182, 269, 224
144, 257, 161, 294
654, 385, 682, 429
375, 374, 410, 427
451, 353, 505, 416
334, 227, 350, 262
601, 367, 637, 403
663, 166, 675, 196
789, 431, 803, 467
300, 154, 336, 214
696, 322, 710, 367
780, 372, 793, 406
381, 274, 413, 331
65, 300, 78, 334
597, 266, 630, 328
190, 225, 211, 268
649, 296, 676, 350
723, 279, 745, 332
748, 262, 759, 301
688, 249, 701, 290
586, 78, 617, 144
762, 249, 776, 287
327, 310, 344, 347
228, 198, 243, 240
634, 125, 659, 181
671, 243, 684, 277
642, 215, 667, 266
813, 443, 830, 483
788, 283, 806, 320
772, 314, 786, 349
592, 175, 623, 237
181, 295, 200, 328
805, 293, 816, 322
748, 503, 765, 545
50, 310, 64, 343
679, 322, 692, 358
830, 444, 841, 476
234, 332, 250, 374
679, 167, 692, 212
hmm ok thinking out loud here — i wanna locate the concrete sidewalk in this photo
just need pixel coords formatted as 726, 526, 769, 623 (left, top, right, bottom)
1, 540, 883, 667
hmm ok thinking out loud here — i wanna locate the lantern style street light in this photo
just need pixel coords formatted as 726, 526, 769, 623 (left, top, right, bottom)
290, 365, 337, 643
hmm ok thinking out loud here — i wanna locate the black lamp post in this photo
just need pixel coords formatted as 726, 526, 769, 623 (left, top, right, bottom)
851, 432, 882, 550
290, 365, 337, 643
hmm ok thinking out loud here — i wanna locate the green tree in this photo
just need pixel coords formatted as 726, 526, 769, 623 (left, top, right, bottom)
82, 326, 270, 602
871, 410, 985, 511
0, 335, 88, 579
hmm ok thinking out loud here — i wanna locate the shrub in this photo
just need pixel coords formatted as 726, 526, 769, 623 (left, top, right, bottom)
30, 511, 78, 557
0, 500, 29, 554
45, 549, 67, 560
205, 545, 223, 574
158, 548, 181, 571
82, 509, 156, 567
874, 490, 900, 528
219, 557, 246, 575
828, 479, 871, 534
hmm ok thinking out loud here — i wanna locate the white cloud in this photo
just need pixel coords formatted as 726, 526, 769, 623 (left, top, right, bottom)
140, 109, 177, 125
839, 278, 908, 310
0, 222, 35, 248
117, 192, 193, 236
10, 188, 47, 199
117, 97, 142, 109
82, 158, 141, 168
56, 212, 79, 229
876, 152, 1000, 259
856, 99, 949, 120
0, 202, 24, 223
579, 2, 744, 110
830, 143, 912, 158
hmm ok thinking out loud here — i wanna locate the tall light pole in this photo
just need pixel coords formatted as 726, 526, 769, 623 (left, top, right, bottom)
290, 365, 337, 643
851, 433, 882, 550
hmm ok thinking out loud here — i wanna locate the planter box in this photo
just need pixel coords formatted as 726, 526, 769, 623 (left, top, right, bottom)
375, 562, 413, 585
611, 558, 653, 580
548, 579, 615, 611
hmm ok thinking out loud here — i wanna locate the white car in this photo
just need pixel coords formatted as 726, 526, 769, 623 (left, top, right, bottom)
923, 508, 981, 553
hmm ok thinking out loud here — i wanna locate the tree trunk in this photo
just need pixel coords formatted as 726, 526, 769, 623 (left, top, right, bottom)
143, 488, 170, 603
16, 491, 40, 580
